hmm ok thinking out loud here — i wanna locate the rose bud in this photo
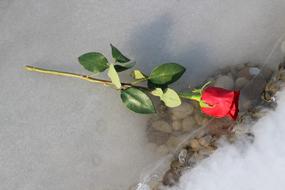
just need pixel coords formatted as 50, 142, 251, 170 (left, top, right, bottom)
179, 82, 240, 120
200, 86, 240, 120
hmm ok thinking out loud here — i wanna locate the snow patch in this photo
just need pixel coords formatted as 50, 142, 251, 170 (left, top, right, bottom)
173, 90, 285, 190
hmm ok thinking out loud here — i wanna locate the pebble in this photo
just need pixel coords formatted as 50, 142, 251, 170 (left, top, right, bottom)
170, 160, 184, 170
187, 155, 196, 166
199, 147, 215, 157
237, 67, 251, 79
201, 118, 209, 126
239, 95, 252, 111
182, 117, 196, 132
237, 66, 262, 80
251, 108, 268, 119
162, 169, 180, 186
207, 118, 234, 136
156, 145, 169, 155
241, 76, 266, 100
235, 77, 249, 89
170, 102, 194, 119
279, 70, 285, 81
166, 136, 182, 151
172, 120, 182, 131
187, 153, 202, 166
261, 68, 273, 79
249, 67, 261, 76
171, 114, 179, 121
194, 113, 204, 125
265, 81, 280, 94
151, 120, 172, 133
178, 149, 188, 164
146, 127, 170, 145
214, 75, 234, 89
198, 135, 212, 147
190, 139, 200, 151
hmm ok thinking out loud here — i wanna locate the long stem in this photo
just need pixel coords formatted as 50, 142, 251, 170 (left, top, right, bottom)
24, 65, 148, 89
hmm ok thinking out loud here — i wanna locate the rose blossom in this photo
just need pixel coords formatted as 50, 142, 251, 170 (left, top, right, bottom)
200, 86, 240, 120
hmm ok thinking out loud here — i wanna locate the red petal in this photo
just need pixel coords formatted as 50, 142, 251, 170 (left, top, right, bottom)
227, 91, 240, 120
201, 87, 235, 118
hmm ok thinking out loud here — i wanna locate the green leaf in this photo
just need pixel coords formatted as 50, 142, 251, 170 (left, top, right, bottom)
152, 88, 181, 108
131, 70, 147, 80
78, 52, 109, 74
121, 87, 156, 114
161, 88, 181, 108
107, 64, 121, 89
151, 88, 164, 97
149, 63, 185, 85
114, 61, 135, 72
111, 44, 130, 63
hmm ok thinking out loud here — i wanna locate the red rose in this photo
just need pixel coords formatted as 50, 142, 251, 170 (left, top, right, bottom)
200, 87, 240, 120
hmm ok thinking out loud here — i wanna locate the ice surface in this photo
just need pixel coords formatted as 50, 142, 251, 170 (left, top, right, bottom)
173, 89, 285, 190
1, 0, 285, 190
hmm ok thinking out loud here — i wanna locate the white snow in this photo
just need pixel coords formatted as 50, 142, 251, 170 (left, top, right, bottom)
173, 89, 285, 190
1, 0, 285, 190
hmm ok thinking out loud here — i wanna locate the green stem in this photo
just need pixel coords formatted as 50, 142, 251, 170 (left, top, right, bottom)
24, 65, 148, 90
179, 92, 201, 102
130, 78, 147, 85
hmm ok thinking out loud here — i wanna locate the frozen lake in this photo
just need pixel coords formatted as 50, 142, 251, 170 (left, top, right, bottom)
1, 0, 285, 190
